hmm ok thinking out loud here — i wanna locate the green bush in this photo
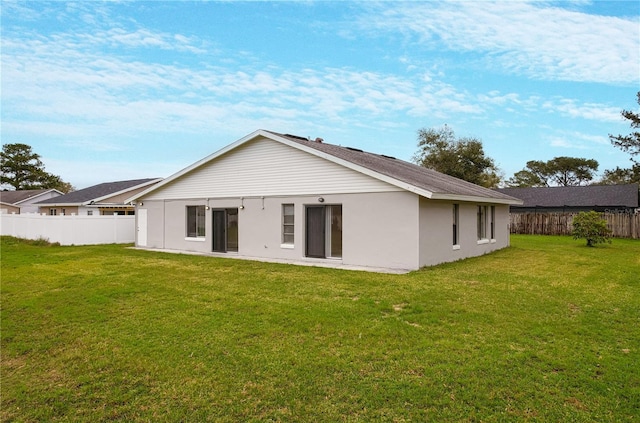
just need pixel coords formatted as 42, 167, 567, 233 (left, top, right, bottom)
572, 211, 612, 247
0, 236, 60, 247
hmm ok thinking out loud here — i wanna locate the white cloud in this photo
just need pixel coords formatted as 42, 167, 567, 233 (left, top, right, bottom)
548, 130, 610, 151
360, 1, 639, 84
2, 23, 490, 145
2, 0, 633, 187
542, 99, 622, 123
3, 11, 625, 164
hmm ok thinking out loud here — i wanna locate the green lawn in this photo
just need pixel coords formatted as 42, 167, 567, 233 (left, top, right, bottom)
1, 235, 638, 422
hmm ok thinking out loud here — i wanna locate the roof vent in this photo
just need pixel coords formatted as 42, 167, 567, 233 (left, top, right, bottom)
315, 137, 324, 143
380, 154, 396, 160
345, 146, 363, 152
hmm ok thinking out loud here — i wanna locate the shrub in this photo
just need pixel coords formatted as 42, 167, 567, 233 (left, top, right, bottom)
0, 236, 60, 247
572, 211, 612, 247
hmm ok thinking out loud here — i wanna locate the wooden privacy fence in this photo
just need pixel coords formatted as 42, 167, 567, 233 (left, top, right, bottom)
510, 212, 640, 239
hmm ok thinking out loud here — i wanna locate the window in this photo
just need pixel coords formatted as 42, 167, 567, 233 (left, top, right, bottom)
187, 205, 206, 238
453, 204, 459, 246
306, 204, 342, 259
490, 206, 496, 240
61, 208, 66, 215
477, 205, 487, 240
87, 210, 93, 216
49, 209, 57, 216
282, 204, 294, 245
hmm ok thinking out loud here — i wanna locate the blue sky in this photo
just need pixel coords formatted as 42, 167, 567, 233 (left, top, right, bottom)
1, 1, 638, 189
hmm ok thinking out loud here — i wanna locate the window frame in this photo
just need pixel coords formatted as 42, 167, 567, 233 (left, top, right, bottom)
281, 204, 295, 248
186, 205, 206, 240
453, 203, 460, 250
490, 205, 496, 241
477, 205, 488, 243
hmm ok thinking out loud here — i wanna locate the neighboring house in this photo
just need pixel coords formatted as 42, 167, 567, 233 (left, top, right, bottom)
0, 189, 63, 214
127, 130, 521, 272
36, 178, 162, 216
496, 184, 639, 214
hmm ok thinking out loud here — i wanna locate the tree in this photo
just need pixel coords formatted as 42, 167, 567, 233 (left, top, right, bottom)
412, 126, 501, 188
572, 211, 612, 247
609, 91, 640, 162
1, 143, 73, 192
38, 172, 75, 194
596, 164, 640, 185
506, 156, 598, 187
507, 160, 551, 187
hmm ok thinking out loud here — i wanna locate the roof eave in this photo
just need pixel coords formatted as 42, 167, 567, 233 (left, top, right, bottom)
431, 193, 524, 205
37, 203, 82, 207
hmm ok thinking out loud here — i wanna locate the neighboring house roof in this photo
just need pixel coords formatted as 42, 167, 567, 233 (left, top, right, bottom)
36, 178, 162, 206
0, 189, 63, 205
496, 184, 639, 209
0, 201, 21, 211
128, 129, 522, 205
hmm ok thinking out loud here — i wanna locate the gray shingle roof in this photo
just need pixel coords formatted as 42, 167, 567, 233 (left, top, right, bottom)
36, 178, 160, 205
0, 189, 59, 205
271, 131, 518, 202
496, 184, 639, 208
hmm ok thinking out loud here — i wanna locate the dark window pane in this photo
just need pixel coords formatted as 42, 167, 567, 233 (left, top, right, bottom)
330, 205, 342, 258
187, 206, 197, 237
226, 208, 238, 252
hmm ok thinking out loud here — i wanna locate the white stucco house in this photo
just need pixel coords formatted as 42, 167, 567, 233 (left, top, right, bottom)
127, 130, 522, 272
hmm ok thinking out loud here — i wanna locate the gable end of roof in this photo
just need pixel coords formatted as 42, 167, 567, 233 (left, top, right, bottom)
129, 129, 522, 205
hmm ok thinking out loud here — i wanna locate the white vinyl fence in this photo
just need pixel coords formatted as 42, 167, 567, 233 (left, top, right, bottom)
0, 213, 135, 245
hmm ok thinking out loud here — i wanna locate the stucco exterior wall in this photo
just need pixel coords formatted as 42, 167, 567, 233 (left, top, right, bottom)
418, 199, 510, 268
136, 191, 421, 271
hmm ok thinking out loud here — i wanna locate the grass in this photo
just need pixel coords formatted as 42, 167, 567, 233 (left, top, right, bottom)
1, 235, 639, 422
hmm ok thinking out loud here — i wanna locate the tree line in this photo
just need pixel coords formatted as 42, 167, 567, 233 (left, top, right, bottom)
412, 91, 639, 188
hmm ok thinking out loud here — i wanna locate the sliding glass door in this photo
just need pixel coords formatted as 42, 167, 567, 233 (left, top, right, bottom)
306, 205, 342, 259
212, 208, 238, 253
